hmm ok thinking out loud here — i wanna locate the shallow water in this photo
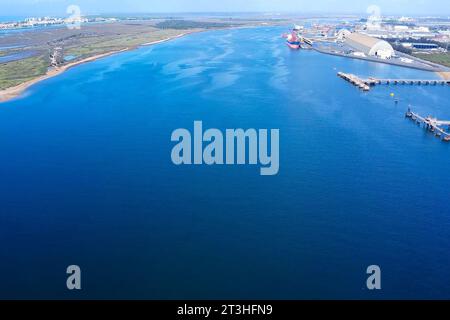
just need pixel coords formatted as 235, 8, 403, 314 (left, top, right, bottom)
0, 50, 36, 63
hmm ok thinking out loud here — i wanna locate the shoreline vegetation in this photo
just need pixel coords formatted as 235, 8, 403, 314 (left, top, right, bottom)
0, 17, 288, 104
0, 48, 128, 102
1, 20, 449, 103
0, 31, 195, 103
415, 53, 450, 69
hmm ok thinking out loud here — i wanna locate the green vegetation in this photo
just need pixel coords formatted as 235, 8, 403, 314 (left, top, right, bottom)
0, 56, 48, 90
66, 29, 191, 58
389, 42, 413, 55
0, 17, 284, 92
155, 20, 232, 29
414, 53, 450, 68
0, 28, 192, 91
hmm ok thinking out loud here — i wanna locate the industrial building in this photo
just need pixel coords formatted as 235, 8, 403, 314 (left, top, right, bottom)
411, 43, 439, 50
339, 31, 395, 59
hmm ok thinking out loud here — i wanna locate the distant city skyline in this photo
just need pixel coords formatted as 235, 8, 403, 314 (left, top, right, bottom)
1, 0, 450, 17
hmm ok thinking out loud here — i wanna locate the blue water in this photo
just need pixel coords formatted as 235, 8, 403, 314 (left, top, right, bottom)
64, 55, 77, 62
0, 24, 64, 37
0, 16, 27, 22
0, 51, 36, 63
0, 45, 24, 50
1, 26, 450, 299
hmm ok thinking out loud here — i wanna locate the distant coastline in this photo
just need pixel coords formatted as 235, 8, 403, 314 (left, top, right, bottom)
2, 26, 449, 104
0, 32, 193, 103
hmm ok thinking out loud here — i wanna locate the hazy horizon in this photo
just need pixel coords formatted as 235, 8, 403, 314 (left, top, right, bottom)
2, 0, 450, 18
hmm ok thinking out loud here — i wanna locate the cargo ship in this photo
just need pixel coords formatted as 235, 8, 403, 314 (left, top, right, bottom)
283, 25, 303, 50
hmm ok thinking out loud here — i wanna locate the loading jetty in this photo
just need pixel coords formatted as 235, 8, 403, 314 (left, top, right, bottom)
367, 78, 450, 86
337, 72, 370, 91
405, 108, 450, 142
338, 72, 450, 91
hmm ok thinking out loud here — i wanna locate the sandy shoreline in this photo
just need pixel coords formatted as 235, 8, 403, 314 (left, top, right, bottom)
0, 32, 191, 103
140, 32, 191, 46
3, 27, 447, 104
437, 71, 450, 80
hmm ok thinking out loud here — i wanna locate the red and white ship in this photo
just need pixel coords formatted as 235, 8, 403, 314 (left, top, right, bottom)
282, 25, 303, 50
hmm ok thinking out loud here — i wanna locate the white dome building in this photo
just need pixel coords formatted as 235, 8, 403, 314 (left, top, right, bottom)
336, 29, 351, 41
343, 32, 395, 59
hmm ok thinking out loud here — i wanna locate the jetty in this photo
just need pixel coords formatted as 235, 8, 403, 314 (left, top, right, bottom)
405, 108, 450, 142
367, 78, 450, 86
338, 72, 450, 91
337, 72, 370, 91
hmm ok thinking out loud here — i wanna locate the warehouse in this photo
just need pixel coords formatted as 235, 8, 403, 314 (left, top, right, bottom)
343, 32, 395, 59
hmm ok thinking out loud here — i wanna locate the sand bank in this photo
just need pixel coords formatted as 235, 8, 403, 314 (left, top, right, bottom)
437, 71, 450, 80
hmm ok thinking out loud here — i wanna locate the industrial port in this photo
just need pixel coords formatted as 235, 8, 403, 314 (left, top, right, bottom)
278, 17, 450, 145
405, 109, 450, 142
337, 72, 450, 91
2, 13, 450, 145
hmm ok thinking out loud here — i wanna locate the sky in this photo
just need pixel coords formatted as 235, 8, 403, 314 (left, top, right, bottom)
1, 0, 449, 17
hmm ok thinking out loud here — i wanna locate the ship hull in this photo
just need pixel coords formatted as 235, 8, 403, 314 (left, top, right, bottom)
286, 41, 300, 50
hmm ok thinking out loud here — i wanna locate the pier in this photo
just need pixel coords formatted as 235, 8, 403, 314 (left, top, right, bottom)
338, 72, 450, 91
337, 72, 370, 91
367, 78, 450, 86
405, 108, 450, 142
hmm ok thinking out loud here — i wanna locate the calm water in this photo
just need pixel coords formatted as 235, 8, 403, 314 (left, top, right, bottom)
1, 27, 450, 299
0, 51, 36, 63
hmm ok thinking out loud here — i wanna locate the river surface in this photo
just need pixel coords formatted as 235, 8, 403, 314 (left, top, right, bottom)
0, 26, 450, 299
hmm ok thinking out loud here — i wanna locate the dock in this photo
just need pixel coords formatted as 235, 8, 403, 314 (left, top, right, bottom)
338, 72, 450, 91
405, 108, 450, 142
337, 72, 370, 91
367, 78, 450, 86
